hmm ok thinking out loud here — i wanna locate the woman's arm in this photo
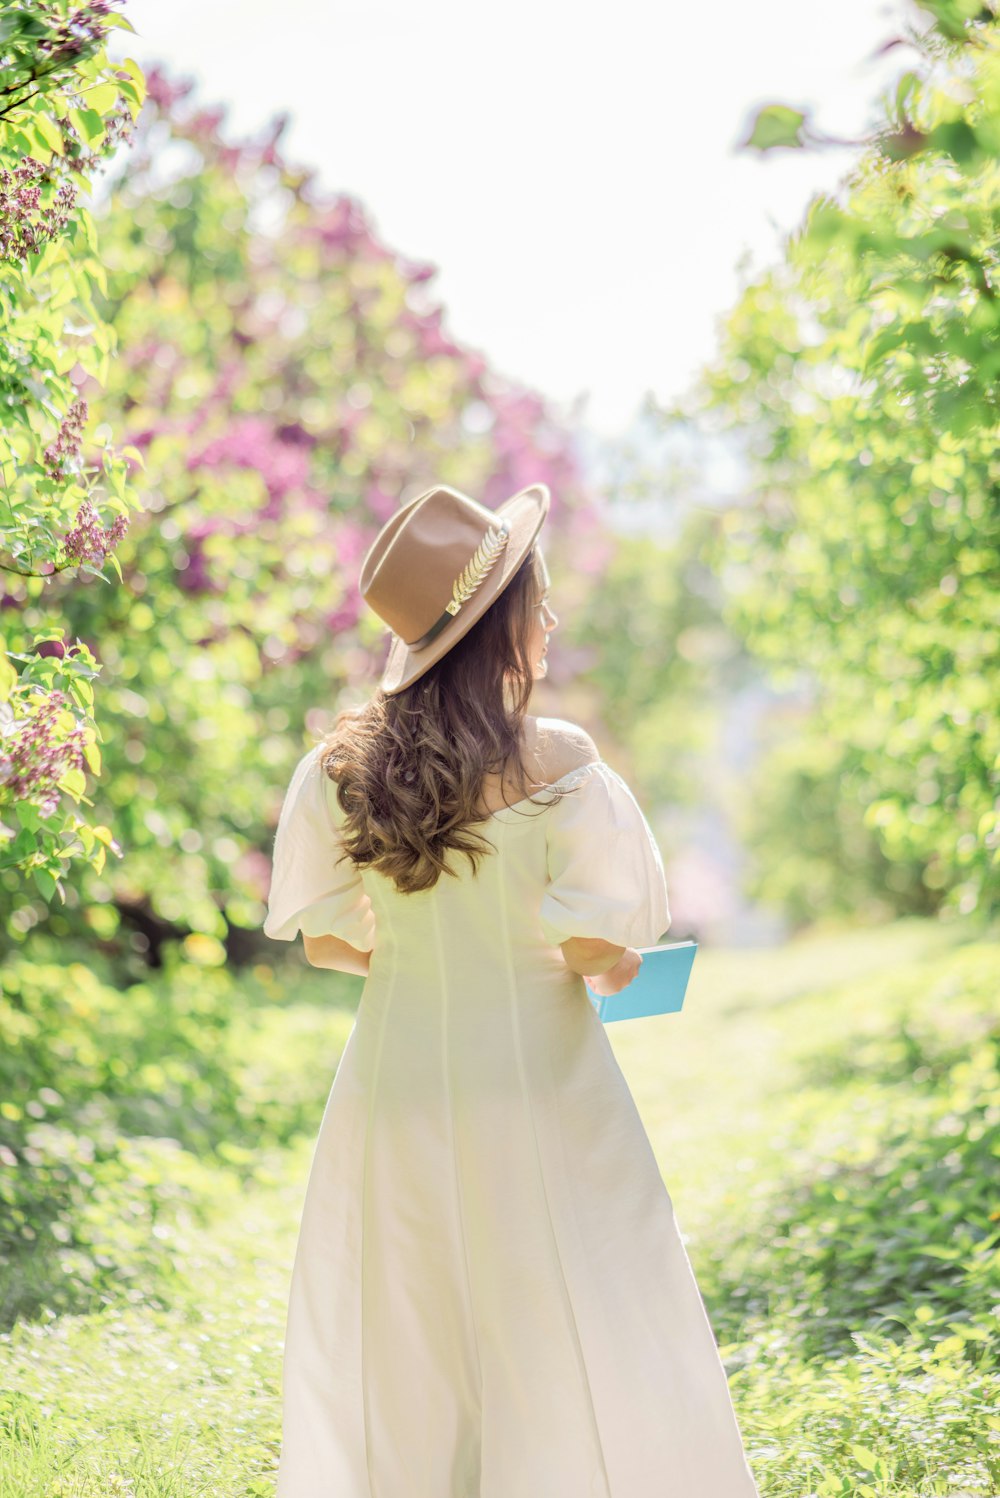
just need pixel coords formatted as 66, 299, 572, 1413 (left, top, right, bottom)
559, 935, 626, 976
302, 933, 372, 977
561, 936, 642, 996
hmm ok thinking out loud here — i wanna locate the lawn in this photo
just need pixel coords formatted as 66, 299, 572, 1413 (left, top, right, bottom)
1, 916, 996, 1497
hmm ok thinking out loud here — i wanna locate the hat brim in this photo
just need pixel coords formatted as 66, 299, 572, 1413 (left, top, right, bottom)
378, 483, 550, 696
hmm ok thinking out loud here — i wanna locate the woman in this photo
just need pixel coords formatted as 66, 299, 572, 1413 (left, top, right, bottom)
263, 482, 760, 1497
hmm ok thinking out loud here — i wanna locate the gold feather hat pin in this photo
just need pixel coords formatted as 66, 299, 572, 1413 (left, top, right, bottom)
358, 482, 551, 697
444, 520, 511, 616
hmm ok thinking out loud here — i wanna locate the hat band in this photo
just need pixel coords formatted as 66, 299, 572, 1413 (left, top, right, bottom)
403, 517, 512, 650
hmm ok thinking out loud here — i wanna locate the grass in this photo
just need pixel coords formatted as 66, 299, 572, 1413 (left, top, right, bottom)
0, 916, 996, 1496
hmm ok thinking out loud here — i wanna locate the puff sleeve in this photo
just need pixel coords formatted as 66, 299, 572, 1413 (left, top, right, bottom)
538, 760, 671, 949
262, 745, 376, 949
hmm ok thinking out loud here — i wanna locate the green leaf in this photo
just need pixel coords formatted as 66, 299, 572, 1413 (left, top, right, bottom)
71, 108, 106, 146
32, 115, 65, 156
85, 82, 121, 116
32, 866, 57, 900
58, 766, 87, 799
926, 119, 984, 167
0, 650, 17, 702
115, 57, 146, 108
15, 801, 40, 832
745, 104, 807, 151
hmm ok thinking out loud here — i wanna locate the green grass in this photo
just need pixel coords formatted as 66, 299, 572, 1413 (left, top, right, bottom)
1, 917, 997, 1497
615, 918, 999, 1496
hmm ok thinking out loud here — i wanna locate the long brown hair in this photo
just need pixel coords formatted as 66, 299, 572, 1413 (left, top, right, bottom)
318, 545, 574, 893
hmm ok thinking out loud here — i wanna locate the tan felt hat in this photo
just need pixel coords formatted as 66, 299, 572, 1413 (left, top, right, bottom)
358, 482, 550, 696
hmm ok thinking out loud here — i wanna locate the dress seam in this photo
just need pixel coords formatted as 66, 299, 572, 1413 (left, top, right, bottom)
361, 925, 395, 1498
431, 898, 484, 1396
497, 827, 612, 1496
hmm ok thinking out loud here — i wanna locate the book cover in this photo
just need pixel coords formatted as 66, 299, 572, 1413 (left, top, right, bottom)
585, 940, 698, 1023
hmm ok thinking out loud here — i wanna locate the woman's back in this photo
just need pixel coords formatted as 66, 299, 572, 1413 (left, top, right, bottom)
264, 714, 671, 995
469, 713, 600, 816
262, 479, 760, 1495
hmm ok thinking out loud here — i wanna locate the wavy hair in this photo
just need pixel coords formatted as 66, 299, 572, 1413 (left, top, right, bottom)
317, 545, 578, 893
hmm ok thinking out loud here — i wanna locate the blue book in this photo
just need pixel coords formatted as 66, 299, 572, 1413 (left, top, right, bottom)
586, 940, 698, 1022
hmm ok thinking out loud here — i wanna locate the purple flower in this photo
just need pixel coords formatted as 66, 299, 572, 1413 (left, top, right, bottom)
0, 687, 88, 813
0, 159, 78, 264
61, 496, 130, 566
43, 398, 88, 481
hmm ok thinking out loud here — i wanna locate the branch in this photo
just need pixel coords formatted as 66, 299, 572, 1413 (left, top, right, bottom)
0, 58, 73, 125
0, 556, 76, 578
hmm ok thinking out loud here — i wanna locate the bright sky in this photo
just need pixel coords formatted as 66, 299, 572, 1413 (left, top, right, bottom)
113, 0, 919, 439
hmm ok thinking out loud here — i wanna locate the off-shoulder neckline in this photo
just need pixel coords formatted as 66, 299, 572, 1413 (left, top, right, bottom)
484, 758, 608, 819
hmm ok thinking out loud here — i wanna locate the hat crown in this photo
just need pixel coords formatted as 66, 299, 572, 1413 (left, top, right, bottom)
359, 486, 512, 644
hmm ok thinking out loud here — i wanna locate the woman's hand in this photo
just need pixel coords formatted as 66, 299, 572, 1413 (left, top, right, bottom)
584, 947, 642, 997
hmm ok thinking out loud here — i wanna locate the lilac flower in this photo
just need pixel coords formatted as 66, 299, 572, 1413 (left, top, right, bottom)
143, 65, 197, 112
189, 416, 313, 509
43, 398, 89, 481
102, 102, 136, 151
61, 497, 130, 566
176, 538, 208, 593
0, 688, 88, 815
36, 1, 117, 66
0, 158, 77, 264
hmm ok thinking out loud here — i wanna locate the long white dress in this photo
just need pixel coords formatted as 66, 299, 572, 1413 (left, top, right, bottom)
263, 743, 760, 1498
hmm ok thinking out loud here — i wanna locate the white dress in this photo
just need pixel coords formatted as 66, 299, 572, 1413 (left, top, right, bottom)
263, 743, 760, 1498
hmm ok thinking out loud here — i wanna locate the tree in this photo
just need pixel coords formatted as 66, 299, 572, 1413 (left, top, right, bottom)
0, 0, 145, 901
660, 0, 1000, 921
1, 66, 601, 960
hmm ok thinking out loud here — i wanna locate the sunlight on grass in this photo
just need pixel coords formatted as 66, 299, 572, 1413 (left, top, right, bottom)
1, 919, 996, 1497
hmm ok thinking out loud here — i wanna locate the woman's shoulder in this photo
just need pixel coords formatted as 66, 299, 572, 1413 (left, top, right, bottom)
524, 715, 601, 783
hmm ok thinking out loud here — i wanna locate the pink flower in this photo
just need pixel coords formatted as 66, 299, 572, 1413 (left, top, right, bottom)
62, 498, 129, 566
43, 398, 88, 480
0, 687, 88, 812
144, 66, 196, 112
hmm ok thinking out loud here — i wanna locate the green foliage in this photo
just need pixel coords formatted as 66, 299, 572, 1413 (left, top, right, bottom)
0, 948, 357, 1324
704, 942, 999, 1364
660, 5, 1000, 921
744, 104, 807, 151
571, 513, 754, 804
0, 1, 146, 886
735, 1323, 999, 1496
0, 67, 596, 955
0, 920, 996, 1495
737, 962, 1000, 1491
735, 711, 939, 925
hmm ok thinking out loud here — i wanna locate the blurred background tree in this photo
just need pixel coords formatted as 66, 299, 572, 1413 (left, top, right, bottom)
1, 63, 613, 966
0, 0, 145, 892
648, 0, 999, 926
